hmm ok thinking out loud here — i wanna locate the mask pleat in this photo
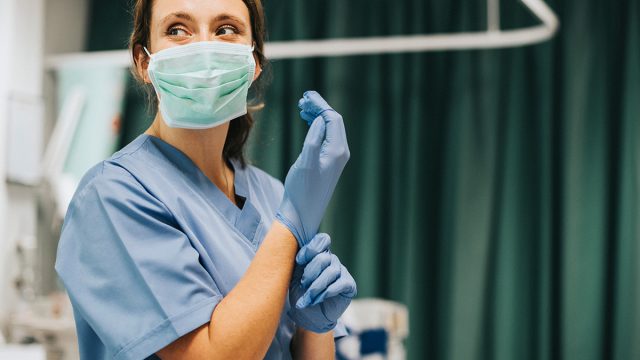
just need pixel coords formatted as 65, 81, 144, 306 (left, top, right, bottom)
156, 66, 250, 90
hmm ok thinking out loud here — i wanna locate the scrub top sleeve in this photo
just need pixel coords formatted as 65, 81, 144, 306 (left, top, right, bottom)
55, 164, 222, 360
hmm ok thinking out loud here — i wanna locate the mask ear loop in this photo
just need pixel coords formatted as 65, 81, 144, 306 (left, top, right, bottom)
142, 47, 158, 100
142, 47, 153, 82
142, 47, 152, 82
249, 43, 260, 87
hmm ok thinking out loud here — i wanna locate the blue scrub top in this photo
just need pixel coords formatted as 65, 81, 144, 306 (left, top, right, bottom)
55, 134, 296, 360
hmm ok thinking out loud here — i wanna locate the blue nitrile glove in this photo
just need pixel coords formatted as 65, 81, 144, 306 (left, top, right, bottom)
289, 233, 357, 333
275, 91, 350, 247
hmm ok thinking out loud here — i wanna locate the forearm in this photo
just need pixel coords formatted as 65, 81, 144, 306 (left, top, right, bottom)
206, 221, 298, 358
291, 327, 335, 360
156, 222, 301, 360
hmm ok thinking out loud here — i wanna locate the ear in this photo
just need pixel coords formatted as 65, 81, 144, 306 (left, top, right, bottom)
252, 52, 262, 82
134, 44, 151, 84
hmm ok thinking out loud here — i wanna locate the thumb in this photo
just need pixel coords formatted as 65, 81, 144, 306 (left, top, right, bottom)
296, 233, 331, 265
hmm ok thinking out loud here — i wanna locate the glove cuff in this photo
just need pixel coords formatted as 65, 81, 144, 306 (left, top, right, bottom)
275, 212, 305, 247
297, 319, 338, 334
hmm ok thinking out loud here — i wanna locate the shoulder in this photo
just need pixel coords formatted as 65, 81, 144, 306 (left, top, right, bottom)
65, 159, 168, 227
72, 160, 144, 201
57, 160, 175, 269
70, 134, 163, 207
57, 159, 172, 269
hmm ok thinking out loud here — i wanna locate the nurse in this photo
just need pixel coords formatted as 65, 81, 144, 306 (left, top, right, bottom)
54, 0, 356, 359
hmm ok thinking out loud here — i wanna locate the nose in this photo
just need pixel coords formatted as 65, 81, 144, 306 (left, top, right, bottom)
194, 24, 215, 43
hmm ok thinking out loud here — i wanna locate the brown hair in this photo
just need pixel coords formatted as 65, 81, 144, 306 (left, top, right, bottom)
129, 0, 269, 168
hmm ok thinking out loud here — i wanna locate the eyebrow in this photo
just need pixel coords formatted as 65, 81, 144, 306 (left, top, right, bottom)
213, 14, 247, 27
159, 12, 247, 28
160, 12, 195, 27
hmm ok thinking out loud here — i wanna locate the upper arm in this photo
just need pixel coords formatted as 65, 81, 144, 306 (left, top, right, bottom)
55, 165, 222, 360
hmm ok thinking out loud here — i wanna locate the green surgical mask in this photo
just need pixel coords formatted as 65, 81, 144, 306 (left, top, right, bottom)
145, 41, 256, 129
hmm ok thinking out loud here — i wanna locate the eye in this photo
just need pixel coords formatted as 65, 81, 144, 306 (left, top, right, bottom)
166, 26, 189, 37
215, 25, 239, 36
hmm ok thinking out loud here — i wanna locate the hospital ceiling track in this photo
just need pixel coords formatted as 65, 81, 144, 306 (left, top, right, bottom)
45, 0, 559, 69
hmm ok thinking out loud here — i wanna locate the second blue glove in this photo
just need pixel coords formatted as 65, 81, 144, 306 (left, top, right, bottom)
288, 233, 357, 333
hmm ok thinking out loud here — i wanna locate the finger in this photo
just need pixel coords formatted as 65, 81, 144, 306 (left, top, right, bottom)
297, 277, 345, 309
322, 110, 346, 155
299, 95, 341, 144
306, 267, 356, 308
299, 109, 316, 125
298, 92, 332, 125
331, 266, 357, 298
296, 233, 331, 265
298, 117, 326, 168
300, 251, 332, 289
297, 257, 341, 308
303, 116, 325, 149
297, 255, 341, 308
299, 91, 333, 118
298, 91, 346, 154
313, 265, 357, 302
307, 280, 353, 307
308, 290, 329, 307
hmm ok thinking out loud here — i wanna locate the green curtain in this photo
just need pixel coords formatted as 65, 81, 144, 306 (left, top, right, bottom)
86, 0, 640, 359
250, 1, 640, 359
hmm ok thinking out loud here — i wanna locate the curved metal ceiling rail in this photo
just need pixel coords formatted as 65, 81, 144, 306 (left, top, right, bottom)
266, 0, 559, 59
45, 0, 559, 69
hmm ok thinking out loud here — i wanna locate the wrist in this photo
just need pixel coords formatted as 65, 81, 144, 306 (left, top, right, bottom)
275, 211, 304, 247
291, 327, 335, 360
272, 220, 300, 250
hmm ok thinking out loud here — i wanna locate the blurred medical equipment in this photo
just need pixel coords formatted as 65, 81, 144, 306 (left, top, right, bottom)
42, 67, 126, 219
0, 345, 46, 360
7, 293, 77, 360
4, 65, 126, 360
336, 299, 409, 360
41, 88, 86, 220
7, 234, 76, 360
6, 94, 44, 185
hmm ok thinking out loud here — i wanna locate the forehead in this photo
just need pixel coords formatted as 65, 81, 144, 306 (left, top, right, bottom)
152, 0, 250, 25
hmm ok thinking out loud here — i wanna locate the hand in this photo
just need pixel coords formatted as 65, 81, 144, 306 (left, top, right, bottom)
289, 233, 357, 333
276, 91, 350, 246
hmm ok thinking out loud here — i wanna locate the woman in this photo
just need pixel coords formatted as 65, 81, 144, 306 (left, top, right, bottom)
54, 0, 356, 359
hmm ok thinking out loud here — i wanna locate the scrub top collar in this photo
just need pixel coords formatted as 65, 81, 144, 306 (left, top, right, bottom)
140, 134, 263, 246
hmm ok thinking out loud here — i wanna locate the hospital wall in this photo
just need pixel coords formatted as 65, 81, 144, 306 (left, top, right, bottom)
0, 0, 88, 338
0, 0, 46, 331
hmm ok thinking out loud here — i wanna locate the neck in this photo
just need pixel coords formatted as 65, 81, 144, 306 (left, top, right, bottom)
145, 116, 235, 202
